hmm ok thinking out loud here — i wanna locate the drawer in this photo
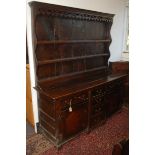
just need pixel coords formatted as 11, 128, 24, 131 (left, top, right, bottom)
59, 101, 88, 117
59, 91, 89, 112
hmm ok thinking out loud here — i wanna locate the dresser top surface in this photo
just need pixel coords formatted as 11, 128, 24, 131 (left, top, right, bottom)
36, 74, 127, 100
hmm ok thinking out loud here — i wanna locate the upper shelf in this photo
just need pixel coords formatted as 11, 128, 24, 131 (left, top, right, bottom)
38, 53, 110, 65
37, 40, 111, 45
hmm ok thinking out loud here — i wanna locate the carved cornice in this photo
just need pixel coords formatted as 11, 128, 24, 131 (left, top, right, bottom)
30, 2, 114, 23
37, 8, 113, 22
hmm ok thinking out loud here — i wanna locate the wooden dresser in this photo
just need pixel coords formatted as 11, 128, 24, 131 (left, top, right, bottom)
29, 1, 127, 148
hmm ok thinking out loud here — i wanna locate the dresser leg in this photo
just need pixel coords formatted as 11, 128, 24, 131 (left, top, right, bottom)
86, 127, 90, 134
57, 145, 62, 150
36, 122, 41, 134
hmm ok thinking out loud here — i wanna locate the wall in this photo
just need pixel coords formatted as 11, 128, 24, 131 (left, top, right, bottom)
26, 0, 128, 131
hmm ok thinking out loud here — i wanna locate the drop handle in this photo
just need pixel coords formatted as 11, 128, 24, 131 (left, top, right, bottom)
69, 99, 72, 112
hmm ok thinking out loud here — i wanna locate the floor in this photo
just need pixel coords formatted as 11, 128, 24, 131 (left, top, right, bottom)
26, 121, 35, 137
26, 106, 129, 155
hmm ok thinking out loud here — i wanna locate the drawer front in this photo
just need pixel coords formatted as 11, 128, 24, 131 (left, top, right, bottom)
59, 91, 88, 112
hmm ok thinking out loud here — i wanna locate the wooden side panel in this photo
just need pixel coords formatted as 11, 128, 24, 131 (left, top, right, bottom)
26, 64, 34, 127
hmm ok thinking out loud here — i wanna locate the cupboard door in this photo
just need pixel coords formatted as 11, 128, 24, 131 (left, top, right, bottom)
105, 79, 123, 116
90, 93, 106, 128
90, 85, 106, 128
58, 102, 88, 141
105, 92, 121, 117
105, 81, 123, 117
57, 93, 88, 142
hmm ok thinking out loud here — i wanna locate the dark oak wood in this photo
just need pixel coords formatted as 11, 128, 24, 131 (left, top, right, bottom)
109, 61, 129, 103
109, 61, 129, 75
37, 40, 111, 44
30, 1, 127, 148
38, 53, 109, 65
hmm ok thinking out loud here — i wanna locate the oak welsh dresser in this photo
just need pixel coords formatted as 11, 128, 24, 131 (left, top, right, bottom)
29, 1, 127, 148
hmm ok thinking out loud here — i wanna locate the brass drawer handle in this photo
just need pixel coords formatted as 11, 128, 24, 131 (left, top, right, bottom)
69, 99, 72, 112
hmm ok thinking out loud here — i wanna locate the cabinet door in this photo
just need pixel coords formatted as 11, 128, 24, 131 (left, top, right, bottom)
105, 81, 123, 117
90, 85, 107, 128
105, 91, 121, 117
57, 93, 88, 142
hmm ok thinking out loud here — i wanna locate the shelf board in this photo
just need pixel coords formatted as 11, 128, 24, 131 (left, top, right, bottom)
37, 39, 111, 44
38, 53, 110, 65
38, 66, 108, 83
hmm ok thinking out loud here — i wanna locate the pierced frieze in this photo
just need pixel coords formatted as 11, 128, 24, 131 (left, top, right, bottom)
37, 8, 113, 23
92, 86, 106, 97
93, 96, 104, 104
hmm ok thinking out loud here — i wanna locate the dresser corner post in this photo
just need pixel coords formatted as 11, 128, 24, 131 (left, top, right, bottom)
86, 90, 92, 133
36, 122, 41, 133
54, 100, 63, 148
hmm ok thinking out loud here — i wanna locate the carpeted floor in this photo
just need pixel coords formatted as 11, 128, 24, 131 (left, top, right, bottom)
26, 106, 129, 155
26, 121, 35, 137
